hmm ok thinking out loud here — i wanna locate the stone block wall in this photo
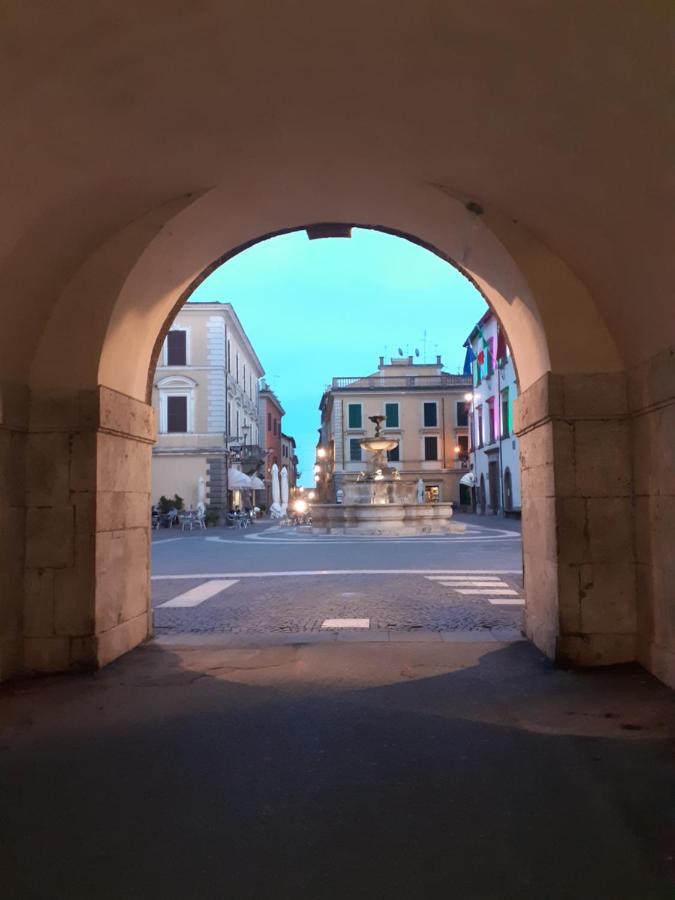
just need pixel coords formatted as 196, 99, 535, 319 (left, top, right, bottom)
629, 345, 675, 687
515, 372, 636, 666
0, 385, 28, 679
22, 386, 154, 673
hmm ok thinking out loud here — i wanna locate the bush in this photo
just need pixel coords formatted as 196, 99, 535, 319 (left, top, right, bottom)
204, 505, 220, 527
158, 494, 185, 514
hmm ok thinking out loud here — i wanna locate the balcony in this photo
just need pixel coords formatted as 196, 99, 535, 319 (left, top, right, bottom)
331, 374, 471, 390
228, 443, 266, 472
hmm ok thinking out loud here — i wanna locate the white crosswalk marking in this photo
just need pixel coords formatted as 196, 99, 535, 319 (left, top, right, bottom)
487, 598, 525, 606
159, 579, 238, 608
436, 580, 509, 587
425, 575, 502, 581
456, 588, 519, 596
321, 618, 370, 629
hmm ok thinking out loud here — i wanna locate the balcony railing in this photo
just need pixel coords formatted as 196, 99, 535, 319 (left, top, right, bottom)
331, 374, 472, 390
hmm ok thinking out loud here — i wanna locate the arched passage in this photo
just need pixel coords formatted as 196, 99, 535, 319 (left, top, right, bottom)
8, 170, 644, 682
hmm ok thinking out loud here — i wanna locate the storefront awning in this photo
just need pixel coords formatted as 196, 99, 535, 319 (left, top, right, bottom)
228, 468, 253, 489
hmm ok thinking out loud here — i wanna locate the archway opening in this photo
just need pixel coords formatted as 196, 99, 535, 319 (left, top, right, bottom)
149, 226, 526, 644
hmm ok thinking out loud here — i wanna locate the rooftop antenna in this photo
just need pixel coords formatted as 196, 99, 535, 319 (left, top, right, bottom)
422, 329, 428, 362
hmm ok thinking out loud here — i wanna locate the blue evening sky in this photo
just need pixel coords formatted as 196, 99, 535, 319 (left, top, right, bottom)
190, 228, 487, 484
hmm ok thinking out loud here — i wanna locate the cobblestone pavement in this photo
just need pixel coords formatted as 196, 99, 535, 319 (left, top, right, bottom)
153, 572, 524, 635
153, 515, 524, 638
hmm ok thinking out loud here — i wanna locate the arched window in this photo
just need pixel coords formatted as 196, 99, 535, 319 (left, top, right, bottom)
156, 375, 197, 433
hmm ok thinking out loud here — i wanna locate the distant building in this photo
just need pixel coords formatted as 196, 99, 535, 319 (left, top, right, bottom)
281, 432, 299, 488
317, 355, 472, 505
152, 302, 265, 511
464, 310, 521, 515
258, 382, 285, 508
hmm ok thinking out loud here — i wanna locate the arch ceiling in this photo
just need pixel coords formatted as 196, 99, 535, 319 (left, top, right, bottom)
1, 0, 673, 389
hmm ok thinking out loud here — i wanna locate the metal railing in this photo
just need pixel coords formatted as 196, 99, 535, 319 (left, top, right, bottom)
331, 374, 471, 390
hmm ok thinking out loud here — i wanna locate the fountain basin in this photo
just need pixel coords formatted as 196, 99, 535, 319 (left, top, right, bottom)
310, 501, 465, 536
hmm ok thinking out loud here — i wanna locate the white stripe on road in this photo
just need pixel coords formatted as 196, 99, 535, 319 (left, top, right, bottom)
425, 575, 502, 581
321, 618, 370, 629
152, 538, 185, 545
437, 581, 510, 588
456, 588, 519, 596
152, 569, 522, 580
159, 579, 238, 608
487, 598, 525, 606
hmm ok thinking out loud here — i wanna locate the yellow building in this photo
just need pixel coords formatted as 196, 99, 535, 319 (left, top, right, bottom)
152, 302, 265, 511
317, 356, 472, 505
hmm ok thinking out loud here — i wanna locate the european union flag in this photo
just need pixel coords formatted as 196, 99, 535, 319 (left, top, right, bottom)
462, 344, 476, 376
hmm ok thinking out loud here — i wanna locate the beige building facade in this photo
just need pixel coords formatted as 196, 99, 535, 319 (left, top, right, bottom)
318, 356, 471, 505
152, 302, 264, 511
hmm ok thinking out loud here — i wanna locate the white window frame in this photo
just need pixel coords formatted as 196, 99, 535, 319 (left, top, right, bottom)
157, 375, 197, 433
421, 399, 438, 429
164, 326, 191, 366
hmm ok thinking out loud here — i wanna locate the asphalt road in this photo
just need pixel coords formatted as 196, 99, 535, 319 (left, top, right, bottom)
152, 514, 525, 638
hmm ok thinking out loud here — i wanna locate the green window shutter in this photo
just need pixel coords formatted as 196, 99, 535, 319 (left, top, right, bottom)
423, 402, 437, 427
348, 404, 362, 428
385, 403, 399, 427
349, 438, 362, 461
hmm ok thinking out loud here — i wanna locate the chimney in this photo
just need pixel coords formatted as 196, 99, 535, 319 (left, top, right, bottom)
408, 355, 413, 364
379, 356, 384, 367
436, 354, 442, 366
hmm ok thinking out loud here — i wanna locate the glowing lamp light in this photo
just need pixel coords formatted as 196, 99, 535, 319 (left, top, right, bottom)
314, 475, 320, 482
313, 464, 321, 474
464, 392, 473, 402
293, 499, 308, 514
308, 491, 316, 500
317, 447, 327, 459
454, 445, 461, 454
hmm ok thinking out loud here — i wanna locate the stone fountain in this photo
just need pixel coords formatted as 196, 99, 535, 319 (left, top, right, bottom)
311, 416, 465, 535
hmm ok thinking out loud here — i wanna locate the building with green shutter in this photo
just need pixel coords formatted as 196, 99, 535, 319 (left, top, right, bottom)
317, 356, 471, 505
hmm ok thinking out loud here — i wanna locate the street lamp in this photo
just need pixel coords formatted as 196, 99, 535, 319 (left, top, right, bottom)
317, 447, 327, 459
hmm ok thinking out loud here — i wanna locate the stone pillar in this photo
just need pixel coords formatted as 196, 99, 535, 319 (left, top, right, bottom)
515, 373, 636, 666
0, 385, 28, 679
628, 345, 675, 687
23, 386, 154, 672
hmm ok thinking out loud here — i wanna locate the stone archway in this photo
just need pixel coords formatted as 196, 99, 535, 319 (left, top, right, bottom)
11, 170, 641, 681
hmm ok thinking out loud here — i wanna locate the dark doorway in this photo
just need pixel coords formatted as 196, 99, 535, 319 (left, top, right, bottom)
488, 461, 500, 514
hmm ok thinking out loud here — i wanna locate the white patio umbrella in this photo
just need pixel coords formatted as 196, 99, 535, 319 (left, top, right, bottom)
269, 463, 282, 518
459, 472, 477, 487
280, 466, 289, 516
197, 476, 206, 506
249, 475, 265, 491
